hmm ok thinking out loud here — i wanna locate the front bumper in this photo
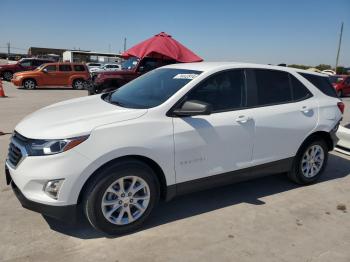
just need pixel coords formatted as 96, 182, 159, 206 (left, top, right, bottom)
11, 78, 21, 86
6, 166, 79, 222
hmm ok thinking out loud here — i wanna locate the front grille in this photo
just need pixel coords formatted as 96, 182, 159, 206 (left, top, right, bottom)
7, 142, 23, 167
7, 131, 29, 168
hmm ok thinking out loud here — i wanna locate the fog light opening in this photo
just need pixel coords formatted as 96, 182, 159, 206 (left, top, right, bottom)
43, 179, 64, 199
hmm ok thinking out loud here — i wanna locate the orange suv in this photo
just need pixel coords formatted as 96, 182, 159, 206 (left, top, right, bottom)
11, 63, 90, 89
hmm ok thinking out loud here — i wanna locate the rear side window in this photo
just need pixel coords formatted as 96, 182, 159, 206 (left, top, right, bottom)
73, 65, 86, 71
59, 65, 72, 71
187, 69, 246, 112
254, 69, 292, 106
290, 75, 313, 101
300, 73, 337, 98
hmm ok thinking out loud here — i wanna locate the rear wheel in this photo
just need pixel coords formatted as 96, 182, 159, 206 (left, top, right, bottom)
288, 139, 328, 184
83, 160, 160, 235
72, 79, 85, 89
23, 79, 36, 89
3, 71, 13, 81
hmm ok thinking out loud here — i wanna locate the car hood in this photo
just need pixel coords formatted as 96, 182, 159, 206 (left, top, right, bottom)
14, 70, 38, 77
15, 95, 147, 139
0, 63, 17, 70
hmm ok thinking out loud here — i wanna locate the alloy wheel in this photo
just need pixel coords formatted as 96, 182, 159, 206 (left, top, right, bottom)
24, 80, 35, 89
301, 145, 325, 178
101, 176, 150, 225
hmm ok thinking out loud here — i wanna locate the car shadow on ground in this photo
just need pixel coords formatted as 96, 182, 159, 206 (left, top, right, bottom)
44, 153, 350, 239
17, 87, 86, 91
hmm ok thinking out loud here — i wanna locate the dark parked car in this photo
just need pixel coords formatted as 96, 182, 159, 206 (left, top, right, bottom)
0, 58, 53, 81
90, 57, 176, 95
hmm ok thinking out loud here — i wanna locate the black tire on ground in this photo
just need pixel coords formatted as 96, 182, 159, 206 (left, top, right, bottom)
288, 139, 328, 185
83, 159, 160, 235
23, 79, 37, 89
3, 71, 13, 81
72, 79, 85, 89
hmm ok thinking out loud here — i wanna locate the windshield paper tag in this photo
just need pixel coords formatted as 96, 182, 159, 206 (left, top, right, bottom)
173, 74, 199, 80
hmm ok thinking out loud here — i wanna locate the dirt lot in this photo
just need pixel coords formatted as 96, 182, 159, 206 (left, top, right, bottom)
0, 81, 349, 262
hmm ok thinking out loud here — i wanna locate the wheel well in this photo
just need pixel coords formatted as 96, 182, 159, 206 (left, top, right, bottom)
22, 78, 37, 86
77, 155, 168, 204
301, 131, 334, 151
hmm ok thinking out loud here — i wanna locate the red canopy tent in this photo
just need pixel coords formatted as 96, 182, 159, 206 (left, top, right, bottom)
122, 32, 203, 62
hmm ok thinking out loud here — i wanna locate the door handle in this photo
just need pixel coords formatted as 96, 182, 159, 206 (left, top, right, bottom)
300, 106, 310, 113
235, 115, 251, 123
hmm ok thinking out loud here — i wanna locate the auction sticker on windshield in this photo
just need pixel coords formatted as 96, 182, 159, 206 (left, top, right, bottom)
173, 74, 199, 80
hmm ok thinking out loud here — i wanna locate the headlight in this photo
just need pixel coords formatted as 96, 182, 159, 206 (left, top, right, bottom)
27, 135, 89, 156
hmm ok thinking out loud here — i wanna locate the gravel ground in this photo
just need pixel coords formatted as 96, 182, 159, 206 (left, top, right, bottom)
0, 80, 349, 262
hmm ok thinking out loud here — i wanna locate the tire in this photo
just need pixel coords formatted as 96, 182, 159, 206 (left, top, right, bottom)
288, 139, 328, 185
23, 79, 36, 89
83, 159, 160, 235
3, 71, 13, 81
72, 79, 85, 89
337, 90, 343, 98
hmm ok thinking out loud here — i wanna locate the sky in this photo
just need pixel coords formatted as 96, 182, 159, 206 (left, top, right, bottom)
1, 0, 349, 66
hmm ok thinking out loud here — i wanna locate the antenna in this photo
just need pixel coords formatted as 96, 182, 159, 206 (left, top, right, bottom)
335, 22, 344, 73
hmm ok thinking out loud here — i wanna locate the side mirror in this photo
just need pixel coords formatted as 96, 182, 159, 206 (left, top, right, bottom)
42, 68, 48, 73
173, 100, 212, 117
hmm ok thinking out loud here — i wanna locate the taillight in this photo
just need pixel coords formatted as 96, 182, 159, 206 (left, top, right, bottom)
337, 102, 345, 114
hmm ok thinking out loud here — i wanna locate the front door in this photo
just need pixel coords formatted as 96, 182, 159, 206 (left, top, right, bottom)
173, 69, 254, 183
40, 64, 58, 86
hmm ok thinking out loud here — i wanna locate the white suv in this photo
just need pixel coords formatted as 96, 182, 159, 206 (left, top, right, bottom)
5, 62, 343, 235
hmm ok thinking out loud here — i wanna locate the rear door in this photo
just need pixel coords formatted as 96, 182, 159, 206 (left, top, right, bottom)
173, 69, 255, 183
57, 64, 73, 86
248, 69, 317, 165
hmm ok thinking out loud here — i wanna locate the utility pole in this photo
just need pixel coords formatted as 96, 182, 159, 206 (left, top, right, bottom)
123, 37, 127, 52
335, 22, 344, 73
7, 42, 10, 58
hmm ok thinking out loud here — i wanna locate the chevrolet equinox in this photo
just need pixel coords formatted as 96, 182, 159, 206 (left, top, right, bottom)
6, 62, 343, 235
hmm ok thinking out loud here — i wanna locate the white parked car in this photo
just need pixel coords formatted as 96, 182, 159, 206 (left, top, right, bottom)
89, 64, 120, 73
6, 62, 343, 235
335, 125, 350, 155
86, 62, 102, 71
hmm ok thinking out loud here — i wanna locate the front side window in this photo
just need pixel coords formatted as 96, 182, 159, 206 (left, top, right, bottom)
59, 65, 72, 71
255, 69, 292, 106
186, 70, 246, 112
43, 65, 56, 72
107, 68, 202, 109
19, 60, 32, 67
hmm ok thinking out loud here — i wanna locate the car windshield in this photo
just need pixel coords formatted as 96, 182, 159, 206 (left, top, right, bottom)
105, 68, 202, 109
121, 57, 139, 70
329, 76, 344, 84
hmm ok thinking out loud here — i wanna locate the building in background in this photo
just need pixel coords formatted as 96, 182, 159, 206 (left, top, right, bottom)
63, 50, 122, 63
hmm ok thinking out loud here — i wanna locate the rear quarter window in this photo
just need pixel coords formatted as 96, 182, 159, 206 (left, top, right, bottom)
74, 65, 86, 71
300, 73, 337, 98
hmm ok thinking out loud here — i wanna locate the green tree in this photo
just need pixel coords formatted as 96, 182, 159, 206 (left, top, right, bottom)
315, 64, 332, 71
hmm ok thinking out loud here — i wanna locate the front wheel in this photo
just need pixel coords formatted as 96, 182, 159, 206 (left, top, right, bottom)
23, 79, 36, 89
83, 160, 160, 235
288, 139, 328, 184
